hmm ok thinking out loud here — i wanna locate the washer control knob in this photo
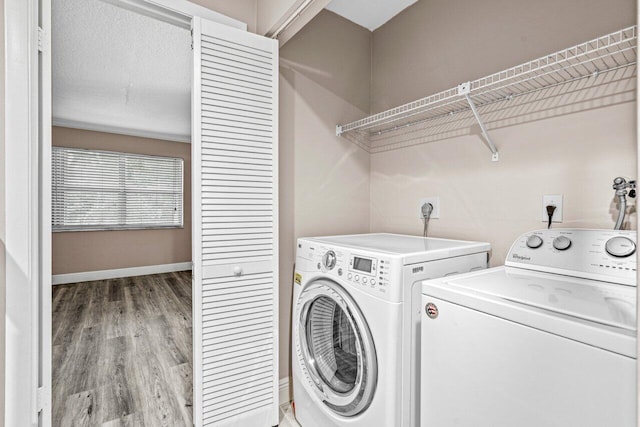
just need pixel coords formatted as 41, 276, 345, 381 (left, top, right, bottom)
355, 275, 360, 282
370, 279, 376, 285
526, 235, 543, 249
322, 250, 337, 270
606, 236, 636, 258
347, 273, 353, 280
553, 236, 572, 251
362, 278, 368, 284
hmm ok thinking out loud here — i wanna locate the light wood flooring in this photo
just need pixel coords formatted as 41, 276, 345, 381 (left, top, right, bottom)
52, 271, 193, 427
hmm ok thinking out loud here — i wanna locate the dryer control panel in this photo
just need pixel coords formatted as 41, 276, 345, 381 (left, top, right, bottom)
506, 229, 637, 286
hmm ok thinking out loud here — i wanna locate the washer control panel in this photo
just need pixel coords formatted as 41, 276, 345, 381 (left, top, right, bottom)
507, 229, 637, 286
344, 252, 395, 296
322, 250, 337, 270
344, 255, 394, 289
299, 241, 400, 300
348, 254, 377, 280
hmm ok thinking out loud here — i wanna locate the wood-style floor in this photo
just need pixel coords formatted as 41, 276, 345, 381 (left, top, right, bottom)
52, 271, 193, 427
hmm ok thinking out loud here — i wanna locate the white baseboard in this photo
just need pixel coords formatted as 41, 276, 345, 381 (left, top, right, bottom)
279, 376, 291, 406
52, 262, 193, 285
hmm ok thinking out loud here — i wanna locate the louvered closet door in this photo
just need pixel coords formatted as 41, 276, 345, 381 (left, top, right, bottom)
192, 17, 279, 427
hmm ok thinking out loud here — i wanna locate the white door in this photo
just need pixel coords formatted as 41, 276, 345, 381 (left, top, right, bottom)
192, 17, 279, 427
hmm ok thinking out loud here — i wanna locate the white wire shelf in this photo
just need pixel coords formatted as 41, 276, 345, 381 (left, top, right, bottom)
336, 26, 637, 158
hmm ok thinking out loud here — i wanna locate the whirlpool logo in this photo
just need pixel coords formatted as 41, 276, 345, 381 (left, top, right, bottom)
512, 253, 531, 261
425, 303, 439, 319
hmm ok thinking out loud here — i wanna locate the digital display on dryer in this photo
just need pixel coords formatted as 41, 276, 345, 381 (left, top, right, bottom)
353, 257, 372, 273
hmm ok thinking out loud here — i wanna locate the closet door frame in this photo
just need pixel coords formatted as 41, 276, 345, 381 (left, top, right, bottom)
3, 0, 250, 425
4, 0, 48, 425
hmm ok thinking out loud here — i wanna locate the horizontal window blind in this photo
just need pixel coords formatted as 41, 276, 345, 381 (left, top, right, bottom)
52, 146, 183, 232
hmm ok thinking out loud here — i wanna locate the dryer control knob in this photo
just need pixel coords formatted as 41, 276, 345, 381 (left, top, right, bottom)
526, 235, 543, 249
322, 250, 337, 270
606, 236, 636, 258
553, 236, 572, 251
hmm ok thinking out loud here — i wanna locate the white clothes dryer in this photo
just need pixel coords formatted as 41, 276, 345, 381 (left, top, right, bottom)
420, 229, 637, 427
292, 233, 491, 427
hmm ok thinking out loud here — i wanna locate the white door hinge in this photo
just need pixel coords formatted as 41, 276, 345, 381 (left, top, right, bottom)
37, 27, 48, 53
37, 386, 50, 413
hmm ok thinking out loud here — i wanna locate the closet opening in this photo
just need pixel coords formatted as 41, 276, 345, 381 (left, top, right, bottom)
50, 0, 194, 424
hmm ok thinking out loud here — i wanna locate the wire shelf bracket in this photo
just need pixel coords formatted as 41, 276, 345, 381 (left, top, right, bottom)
458, 82, 499, 162
336, 26, 637, 159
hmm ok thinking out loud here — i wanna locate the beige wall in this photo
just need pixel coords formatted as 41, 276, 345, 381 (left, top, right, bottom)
279, 9, 371, 379
257, 0, 297, 34
188, 0, 258, 32
369, 0, 637, 266
370, 103, 637, 265
52, 127, 192, 275
371, 0, 637, 113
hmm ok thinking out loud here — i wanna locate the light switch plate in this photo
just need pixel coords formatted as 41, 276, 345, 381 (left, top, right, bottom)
542, 195, 563, 223
419, 197, 440, 219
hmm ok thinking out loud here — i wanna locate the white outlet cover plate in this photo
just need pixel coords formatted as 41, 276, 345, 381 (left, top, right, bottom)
419, 197, 440, 219
542, 194, 563, 222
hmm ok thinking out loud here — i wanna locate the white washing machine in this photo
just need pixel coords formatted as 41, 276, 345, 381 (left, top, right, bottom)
421, 229, 637, 427
292, 233, 491, 427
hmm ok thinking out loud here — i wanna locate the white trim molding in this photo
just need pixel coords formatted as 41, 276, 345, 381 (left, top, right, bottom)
278, 377, 299, 426
266, 0, 332, 47
279, 376, 291, 406
52, 118, 191, 144
52, 261, 192, 285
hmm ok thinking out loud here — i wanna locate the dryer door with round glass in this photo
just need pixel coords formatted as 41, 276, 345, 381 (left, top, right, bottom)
295, 279, 377, 416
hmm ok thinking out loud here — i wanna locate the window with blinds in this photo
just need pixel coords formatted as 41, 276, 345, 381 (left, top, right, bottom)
52, 146, 183, 232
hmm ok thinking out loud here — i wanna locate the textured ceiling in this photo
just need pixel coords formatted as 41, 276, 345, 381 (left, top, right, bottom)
53, 0, 192, 142
325, 0, 418, 31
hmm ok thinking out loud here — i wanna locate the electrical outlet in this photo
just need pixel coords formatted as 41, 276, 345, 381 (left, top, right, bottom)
419, 197, 440, 219
542, 195, 563, 223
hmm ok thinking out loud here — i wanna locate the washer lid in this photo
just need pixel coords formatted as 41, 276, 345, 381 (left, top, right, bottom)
423, 267, 637, 357
310, 233, 490, 264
